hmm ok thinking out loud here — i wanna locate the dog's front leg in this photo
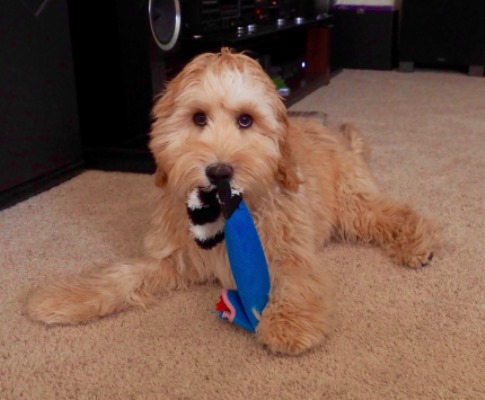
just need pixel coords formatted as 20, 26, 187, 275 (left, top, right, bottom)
24, 256, 188, 325
256, 255, 333, 355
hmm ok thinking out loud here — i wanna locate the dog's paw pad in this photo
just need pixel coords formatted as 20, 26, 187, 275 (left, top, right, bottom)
407, 250, 434, 269
420, 251, 434, 267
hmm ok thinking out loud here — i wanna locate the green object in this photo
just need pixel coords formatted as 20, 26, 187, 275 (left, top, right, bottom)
272, 75, 286, 90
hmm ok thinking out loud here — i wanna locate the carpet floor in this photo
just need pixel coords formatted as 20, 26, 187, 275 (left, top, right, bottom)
1, 69, 484, 400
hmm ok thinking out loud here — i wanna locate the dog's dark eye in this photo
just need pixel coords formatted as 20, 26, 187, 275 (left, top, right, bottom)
193, 112, 207, 126
238, 114, 253, 129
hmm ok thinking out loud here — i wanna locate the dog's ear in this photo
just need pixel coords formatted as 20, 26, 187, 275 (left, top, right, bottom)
150, 94, 170, 189
277, 138, 300, 192
154, 166, 167, 188
276, 111, 301, 192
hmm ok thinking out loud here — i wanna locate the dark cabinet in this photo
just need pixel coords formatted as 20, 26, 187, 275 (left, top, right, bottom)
0, 0, 83, 209
67, 0, 332, 174
399, 0, 485, 75
332, 8, 398, 71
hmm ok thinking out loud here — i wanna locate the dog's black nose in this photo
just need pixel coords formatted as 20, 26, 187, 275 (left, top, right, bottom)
206, 163, 234, 185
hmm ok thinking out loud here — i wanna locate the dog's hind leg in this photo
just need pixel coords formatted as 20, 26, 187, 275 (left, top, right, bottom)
24, 256, 185, 325
336, 191, 437, 268
334, 128, 437, 268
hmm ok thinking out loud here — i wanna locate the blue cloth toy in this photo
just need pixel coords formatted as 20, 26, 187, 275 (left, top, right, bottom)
186, 182, 271, 332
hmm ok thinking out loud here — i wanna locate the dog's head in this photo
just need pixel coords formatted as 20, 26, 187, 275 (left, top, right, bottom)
149, 48, 299, 199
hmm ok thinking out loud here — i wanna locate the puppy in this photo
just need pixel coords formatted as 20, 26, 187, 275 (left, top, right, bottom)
24, 49, 437, 355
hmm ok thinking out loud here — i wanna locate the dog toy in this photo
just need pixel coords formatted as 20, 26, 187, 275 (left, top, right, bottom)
186, 181, 270, 333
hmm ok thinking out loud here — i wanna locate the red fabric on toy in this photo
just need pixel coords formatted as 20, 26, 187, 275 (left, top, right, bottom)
215, 296, 231, 312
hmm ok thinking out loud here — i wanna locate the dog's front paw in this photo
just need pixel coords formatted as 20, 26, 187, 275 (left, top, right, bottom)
256, 306, 329, 355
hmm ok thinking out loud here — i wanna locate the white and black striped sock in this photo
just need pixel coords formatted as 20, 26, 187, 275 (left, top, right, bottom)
186, 187, 242, 250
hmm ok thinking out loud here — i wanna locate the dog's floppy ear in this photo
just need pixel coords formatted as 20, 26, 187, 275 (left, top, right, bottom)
276, 111, 301, 192
277, 137, 300, 192
154, 167, 167, 188
150, 94, 171, 189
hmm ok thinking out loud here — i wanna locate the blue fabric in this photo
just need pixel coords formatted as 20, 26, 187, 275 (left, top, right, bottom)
219, 200, 271, 332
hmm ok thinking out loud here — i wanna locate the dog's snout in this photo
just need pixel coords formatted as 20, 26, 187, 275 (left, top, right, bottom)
205, 163, 234, 185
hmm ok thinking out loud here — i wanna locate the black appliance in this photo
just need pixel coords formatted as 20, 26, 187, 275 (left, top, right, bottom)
148, 0, 330, 52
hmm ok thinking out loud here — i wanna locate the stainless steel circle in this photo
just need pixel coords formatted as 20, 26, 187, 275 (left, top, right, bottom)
148, 0, 181, 51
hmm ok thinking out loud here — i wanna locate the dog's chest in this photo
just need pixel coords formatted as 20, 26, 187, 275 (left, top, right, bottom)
190, 241, 235, 288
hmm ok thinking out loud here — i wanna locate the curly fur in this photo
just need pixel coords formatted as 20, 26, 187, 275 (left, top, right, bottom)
24, 49, 438, 355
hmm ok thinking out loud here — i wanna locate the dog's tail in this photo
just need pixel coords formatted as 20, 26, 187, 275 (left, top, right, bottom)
340, 124, 371, 163
23, 257, 181, 325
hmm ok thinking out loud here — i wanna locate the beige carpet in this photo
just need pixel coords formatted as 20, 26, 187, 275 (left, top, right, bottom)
1, 69, 484, 400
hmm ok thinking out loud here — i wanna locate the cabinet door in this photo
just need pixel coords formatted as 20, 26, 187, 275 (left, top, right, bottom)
400, 0, 485, 65
0, 0, 82, 198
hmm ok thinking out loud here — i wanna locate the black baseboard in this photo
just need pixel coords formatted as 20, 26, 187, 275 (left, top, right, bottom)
83, 146, 156, 174
0, 162, 84, 211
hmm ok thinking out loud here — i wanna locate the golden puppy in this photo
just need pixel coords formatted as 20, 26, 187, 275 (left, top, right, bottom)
24, 49, 437, 355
